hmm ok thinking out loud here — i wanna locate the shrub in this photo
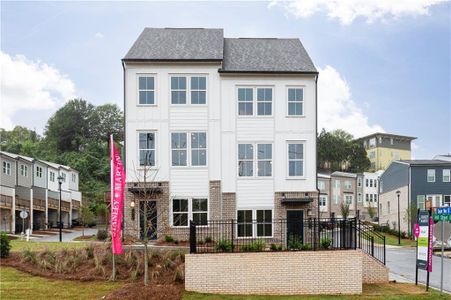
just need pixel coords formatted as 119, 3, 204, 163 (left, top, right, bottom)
97, 229, 108, 241
164, 235, 174, 243
214, 239, 233, 252
300, 244, 312, 251
320, 237, 332, 249
287, 235, 303, 250
0, 232, 11, 258
204, 236, 212, 243
270, 243, 283, 251
173, 265, 184, 283
85, 244, 95, 259
21, 249, 37, 264
240, 240, 265, 252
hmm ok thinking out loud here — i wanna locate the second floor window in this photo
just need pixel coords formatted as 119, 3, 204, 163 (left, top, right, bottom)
36, 166, 42, 178
138, 76, 155, 105
443, 169, 450, 182
238, 144, 253, 176
171, 132, 207, 167
20, 165, 28, 177
50, 171, 55, 182
318, 180, 325, 190
238, 87, 272, 116
72, 173, 76, 182
344, 180, 352, 189
238, 143, 272, 177
288, 142, 304, 177
2, 161, 11, 175
139, 132, 155, 166
287, 87, 304, 116
427, 169, 435, 182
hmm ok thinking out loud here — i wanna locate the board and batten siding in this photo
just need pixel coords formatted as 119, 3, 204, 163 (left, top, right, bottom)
17, 160, 32, 188
410, 165, 451, 205
33, 161, 47, 188
0, 155, 16, 188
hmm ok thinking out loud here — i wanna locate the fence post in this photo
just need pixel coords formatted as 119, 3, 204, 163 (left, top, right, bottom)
231, 219, 234, 252
383, 236, 386, 265
371, 236, 374, 257
313, 218, 317, 250
341, 219, 345, 249
354, 218, 357, 250
189, 221, 196, 254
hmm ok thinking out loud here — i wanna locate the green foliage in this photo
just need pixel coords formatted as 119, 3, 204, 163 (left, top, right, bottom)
368, 206, 377, 220
214, 239, 233, 252
164, 235, 174, 243
317, 128, 370, 172
320, 237, 332, 249
80, 206, 95, 228
0, 233, 11, 258
340, 202, 350, 219
96, 229, 108, 241
270, 243, 283, 251
204, 236, 212, 243
240, 240, 265, 252
287, 235, 303, 250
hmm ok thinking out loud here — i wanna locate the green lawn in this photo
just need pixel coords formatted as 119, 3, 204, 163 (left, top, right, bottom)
9, 240, 90, 252
184, 283, 451, 300
0, 267, 123, 300
382, 233, 417, 247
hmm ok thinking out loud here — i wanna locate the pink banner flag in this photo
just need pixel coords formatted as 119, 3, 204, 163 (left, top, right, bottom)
110, 136, 125, 255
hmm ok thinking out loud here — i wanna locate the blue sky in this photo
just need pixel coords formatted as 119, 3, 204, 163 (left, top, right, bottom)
1, 1, 450, 159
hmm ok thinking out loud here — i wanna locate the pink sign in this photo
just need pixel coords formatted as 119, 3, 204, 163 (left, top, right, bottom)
414, 223, 420, 238
110, 136, 125, 255
428, 216, 433, 272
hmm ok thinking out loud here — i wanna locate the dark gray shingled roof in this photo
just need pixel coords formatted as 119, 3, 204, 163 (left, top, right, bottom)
123, 28, 224, 61
398, 160, 451, 166
220, 38, 317, 73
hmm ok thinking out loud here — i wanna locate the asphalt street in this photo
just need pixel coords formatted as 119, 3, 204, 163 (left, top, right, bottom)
386, 246, 451, 293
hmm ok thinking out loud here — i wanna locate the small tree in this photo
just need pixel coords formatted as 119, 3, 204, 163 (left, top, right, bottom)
79, 205, 95, 237
404, 202, 417, 238
367, 206, 376, 221
340, 202, 350, 219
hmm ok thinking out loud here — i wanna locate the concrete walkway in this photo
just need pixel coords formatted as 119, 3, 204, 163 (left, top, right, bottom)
34, 228, 97, 242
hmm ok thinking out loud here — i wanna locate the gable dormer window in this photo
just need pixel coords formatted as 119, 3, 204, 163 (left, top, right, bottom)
138, 76, 155, 105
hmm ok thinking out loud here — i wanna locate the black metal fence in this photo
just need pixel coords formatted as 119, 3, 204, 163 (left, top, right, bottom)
189, 217, 385, 264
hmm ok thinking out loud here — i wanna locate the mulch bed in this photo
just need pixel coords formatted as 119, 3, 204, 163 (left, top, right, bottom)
104, 282, 184, 300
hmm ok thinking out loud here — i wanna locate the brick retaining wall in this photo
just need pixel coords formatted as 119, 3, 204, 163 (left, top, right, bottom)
186, 250, 364, 295
362, 252, 389, 283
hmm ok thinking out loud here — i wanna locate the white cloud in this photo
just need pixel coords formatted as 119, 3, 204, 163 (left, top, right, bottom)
269, 0, 443, 25
0, 51, 76, 130
317, 65, 384, 138
94, 32, 104, 39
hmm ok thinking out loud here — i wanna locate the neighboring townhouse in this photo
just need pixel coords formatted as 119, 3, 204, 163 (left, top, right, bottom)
358, 171, 382, 220
0, 152, 16, 232
123, 28, 318, 240
0, 151, 82, 233
329, 172, 357, 218
434, 154, 451, 162
359, 133, 416, 171
379, 160, 451, 235
317, 173, 331, 218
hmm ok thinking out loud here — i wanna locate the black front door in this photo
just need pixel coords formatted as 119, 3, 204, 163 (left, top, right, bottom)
139, 201, 157, 240
286, 210, 304, 244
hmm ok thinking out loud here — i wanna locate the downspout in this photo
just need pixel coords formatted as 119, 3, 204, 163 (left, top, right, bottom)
121, 60, 126, 239
408, 166, 411, 237
315, 73, 320, 219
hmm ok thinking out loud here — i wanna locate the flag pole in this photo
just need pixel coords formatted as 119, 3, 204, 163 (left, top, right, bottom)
110, 134, 116, 281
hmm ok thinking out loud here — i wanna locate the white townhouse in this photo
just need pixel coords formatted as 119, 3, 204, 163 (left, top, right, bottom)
123, 28, 318, 240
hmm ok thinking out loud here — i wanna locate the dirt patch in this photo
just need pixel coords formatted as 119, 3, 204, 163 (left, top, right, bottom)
155, 240, 189, 247
32, 230, 58, 236
73, 235, 96, 241
104, 282, 183, 300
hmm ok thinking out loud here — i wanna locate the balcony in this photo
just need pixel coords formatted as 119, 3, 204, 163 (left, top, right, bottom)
33, 198, 46, 211
0, 195, 12, 209
15, 197, 30, 210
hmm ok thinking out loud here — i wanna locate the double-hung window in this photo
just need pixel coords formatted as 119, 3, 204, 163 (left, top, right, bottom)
256, 210, 272, 237
238, 87, 273, 116
318, 180, 325, 190
20, 165, 28, 177
287, 87, 304, 116
427, 169, 436, 182
366, 194, 369, 202
171, 77, 187, 104
171, 133, 187, 166
288, 142, 304, 177
345, 195, 353, 205
2, 161, 11, 175
138, 76, 155, 105
444, 195, 450, 207
171, 132, 207, 167
172, 199, 189, 227
171, 76, 207, 105
319, 196, 328, 211
50, 172, 55, 182
192, 198, 208, 226
139, 132, 156, 166
61, 173, 66, 182
72, 173, 76, 182
191, 132, 207, 166
238, 143, 272, 177
344, 181, 352, 189
36, 166, 42, 178
191, 77, 207, 104
237, 210, 253, 237
417, 195, 425, 210
443, 169, 450, 182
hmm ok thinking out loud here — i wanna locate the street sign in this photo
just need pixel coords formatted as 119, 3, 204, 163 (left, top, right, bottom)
436, 207, 451, 215
417, 210, 430, 271
414, 223, 420, 238
433, 214, 450, 222
20, 208, 28, 219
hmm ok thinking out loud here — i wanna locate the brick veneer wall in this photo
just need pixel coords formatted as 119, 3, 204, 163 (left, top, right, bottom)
222, 192, 236, 220
362, 252, 389, 283
186, 250, 363, 295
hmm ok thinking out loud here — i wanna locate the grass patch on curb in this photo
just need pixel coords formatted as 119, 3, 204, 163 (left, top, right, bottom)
382, 233, 417, 247
183, 283, 450, 300
0, 266, 123, 299
9, 240, 88, 252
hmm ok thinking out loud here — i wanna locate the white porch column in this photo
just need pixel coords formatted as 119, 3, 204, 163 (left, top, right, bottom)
29, 189, 33, 234
11, 189, 16, 233
69, 199, 72, 228
45, 189, 49, 229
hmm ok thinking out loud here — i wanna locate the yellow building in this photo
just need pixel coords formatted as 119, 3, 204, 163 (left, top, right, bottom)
359, 133, 416, 171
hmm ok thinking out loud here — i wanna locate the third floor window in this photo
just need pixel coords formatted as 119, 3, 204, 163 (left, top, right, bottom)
238, 87, 272, 116
171, 76, 207, 105
138, 76, 155, 105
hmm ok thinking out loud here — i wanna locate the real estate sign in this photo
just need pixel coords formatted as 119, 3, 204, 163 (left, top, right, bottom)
417, 210, 430, 270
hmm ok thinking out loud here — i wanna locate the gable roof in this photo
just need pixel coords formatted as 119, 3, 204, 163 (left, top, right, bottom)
397, 159, 451, 166
358, 132, 416, 141
123, 28, 224, 61
331, 171, 357, 178
220, 38, 317, 74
